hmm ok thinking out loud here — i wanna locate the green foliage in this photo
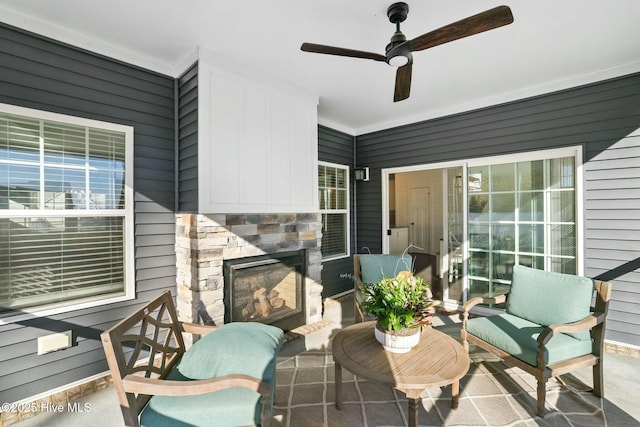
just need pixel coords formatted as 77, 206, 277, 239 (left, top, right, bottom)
361, 271, 433, 332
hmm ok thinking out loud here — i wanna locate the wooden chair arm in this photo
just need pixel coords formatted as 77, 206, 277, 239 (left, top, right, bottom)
461, 294, 507, 331
535, 313, 605, 368
461, 294, 507, 314
537, 313, 603, 346
179, 322, 218, 337
123, 373, 270, 397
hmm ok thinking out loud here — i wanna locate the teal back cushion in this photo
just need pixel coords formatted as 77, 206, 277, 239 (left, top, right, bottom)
506, 265, 594, 340
359, 254, 413, 284
177, 321, 284, 380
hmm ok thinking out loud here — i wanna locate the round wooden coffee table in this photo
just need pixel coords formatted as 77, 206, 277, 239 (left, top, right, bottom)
332, 321, 470, 427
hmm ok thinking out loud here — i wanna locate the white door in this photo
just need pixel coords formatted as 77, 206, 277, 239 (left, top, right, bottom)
389, 227, 409, 254
409, 187, 431, 253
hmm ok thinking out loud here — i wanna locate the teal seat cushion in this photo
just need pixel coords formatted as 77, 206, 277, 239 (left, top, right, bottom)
506, 265, 594, 340
466, 313, 593, 366
140, 386, 262, 427
140, 322, 284, 427
358, 254, 412, 284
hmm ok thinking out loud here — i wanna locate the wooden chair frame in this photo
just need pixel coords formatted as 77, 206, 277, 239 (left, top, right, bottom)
352, 254, 368, 323
461, 279, 612, 417
101, 291, 272, 427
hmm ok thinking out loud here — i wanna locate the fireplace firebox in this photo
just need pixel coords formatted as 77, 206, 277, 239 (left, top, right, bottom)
223, 249, 306, 331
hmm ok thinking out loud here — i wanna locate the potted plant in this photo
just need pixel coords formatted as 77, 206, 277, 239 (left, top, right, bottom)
361, 270, 434, 353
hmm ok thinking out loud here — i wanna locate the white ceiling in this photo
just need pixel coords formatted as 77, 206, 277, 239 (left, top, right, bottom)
1, 0, 639, 135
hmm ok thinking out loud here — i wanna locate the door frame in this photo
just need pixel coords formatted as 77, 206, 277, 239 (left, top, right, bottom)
382, 160, 466, 253
382, 161, 468, 310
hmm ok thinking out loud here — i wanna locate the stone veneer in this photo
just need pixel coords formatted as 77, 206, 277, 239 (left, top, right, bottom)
175, 213, 324, 328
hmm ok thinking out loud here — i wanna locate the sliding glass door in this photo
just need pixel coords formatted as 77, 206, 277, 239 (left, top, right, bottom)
467, 155, 578, 300
382, 147, 581, 306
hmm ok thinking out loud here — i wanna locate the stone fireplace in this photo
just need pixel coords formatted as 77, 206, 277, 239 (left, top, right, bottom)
175, 213, 323, 331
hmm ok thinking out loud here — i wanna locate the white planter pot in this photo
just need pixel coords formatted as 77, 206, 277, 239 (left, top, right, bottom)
374, 326, 421, 353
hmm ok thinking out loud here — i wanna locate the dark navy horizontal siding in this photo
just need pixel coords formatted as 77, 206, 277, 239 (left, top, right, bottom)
178, 62, 199, 212
356, 72, 640, 346
318, 125, 355, 297
0, 23, 176, 402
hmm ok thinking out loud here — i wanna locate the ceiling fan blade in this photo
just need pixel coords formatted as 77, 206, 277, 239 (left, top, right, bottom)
411, 5, 513, 52
394, 62, 412, 102
301, 43, 386, 62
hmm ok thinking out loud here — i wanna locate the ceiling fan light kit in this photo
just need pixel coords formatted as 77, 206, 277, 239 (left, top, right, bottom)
301, 3, 514, 102
388, 54, 409, 67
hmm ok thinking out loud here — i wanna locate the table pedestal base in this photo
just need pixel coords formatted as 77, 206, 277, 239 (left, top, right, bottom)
335, 362, 461, 427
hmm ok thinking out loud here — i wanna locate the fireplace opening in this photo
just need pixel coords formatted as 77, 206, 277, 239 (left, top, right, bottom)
223, 249, 306, 331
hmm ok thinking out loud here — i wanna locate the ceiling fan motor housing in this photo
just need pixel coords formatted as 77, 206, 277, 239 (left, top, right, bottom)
385, 31, 411, 66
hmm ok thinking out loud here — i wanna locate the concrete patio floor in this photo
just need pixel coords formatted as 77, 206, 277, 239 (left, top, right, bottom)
8, 293, 640, 426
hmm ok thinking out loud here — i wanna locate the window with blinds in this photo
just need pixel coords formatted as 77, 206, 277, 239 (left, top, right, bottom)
0, 105, 133, 319
318, 162, 349, 260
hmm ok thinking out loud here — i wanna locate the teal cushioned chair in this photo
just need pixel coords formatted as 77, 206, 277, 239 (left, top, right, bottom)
352, 254, 413, 322
101, 291, 284, 427
461, 265, 611, 417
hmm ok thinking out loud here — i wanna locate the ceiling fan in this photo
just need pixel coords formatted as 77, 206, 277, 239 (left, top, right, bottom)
301, 3, 514, 102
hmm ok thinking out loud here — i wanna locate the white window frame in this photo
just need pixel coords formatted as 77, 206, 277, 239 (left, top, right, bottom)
0, 103, 135, 324
318, 161, 351, 261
